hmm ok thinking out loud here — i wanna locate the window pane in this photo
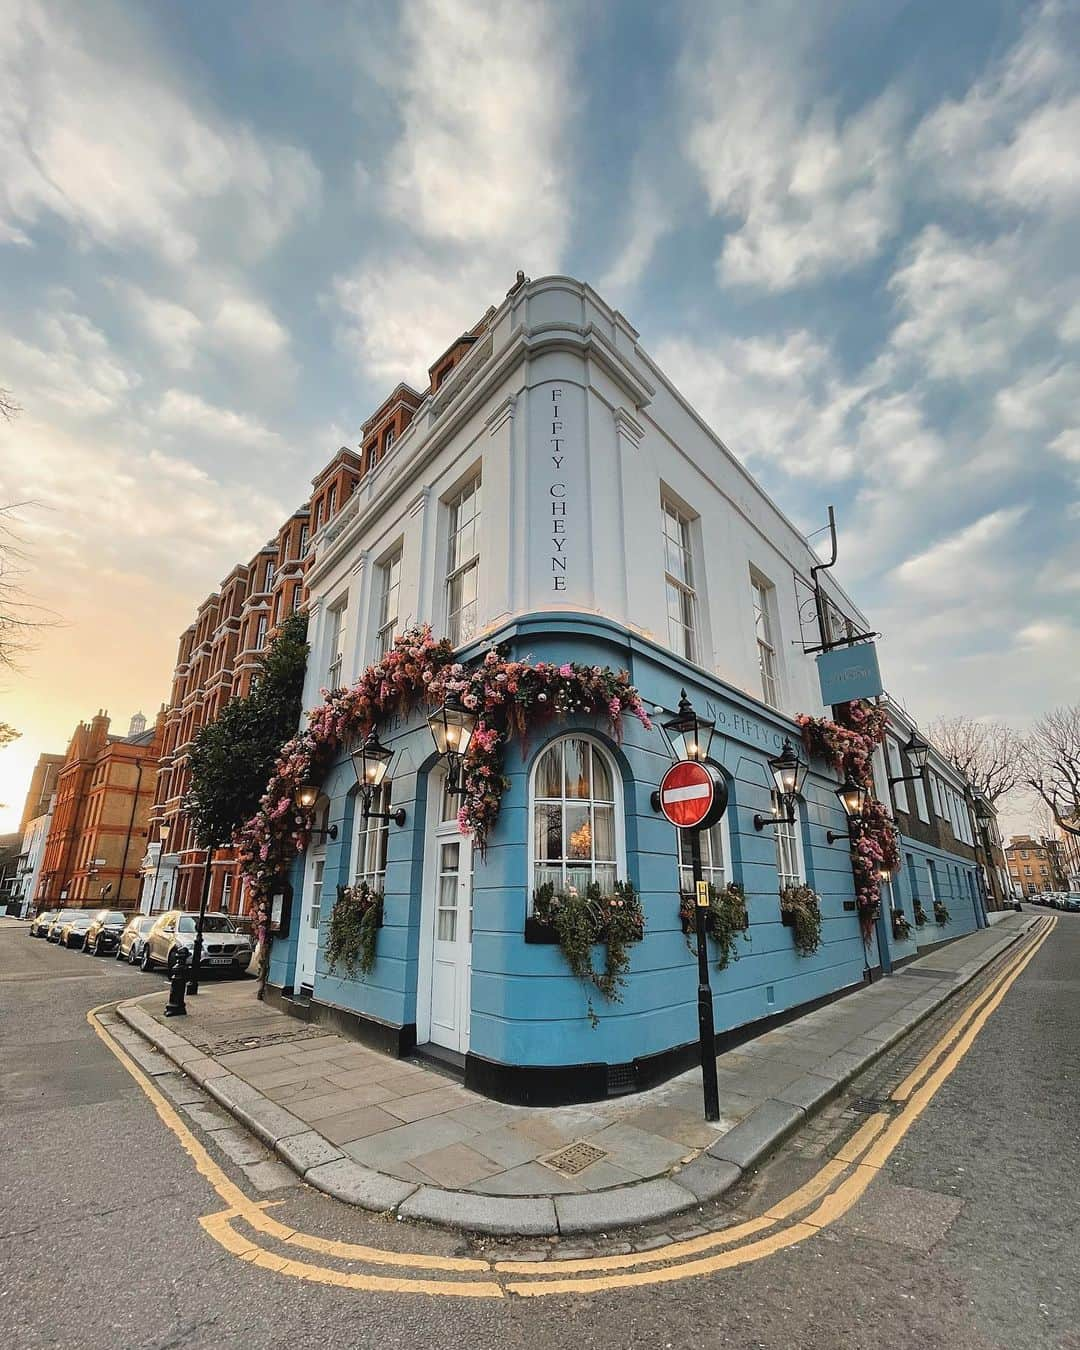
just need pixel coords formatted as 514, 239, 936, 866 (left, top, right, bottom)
591, 748, 613, 802
593, 805, 615, 862
565, 805, 592, 859
592, 863, 616, 894
535, 744, 562, 799
564, 739, 591, 798
534, 804, 562, 861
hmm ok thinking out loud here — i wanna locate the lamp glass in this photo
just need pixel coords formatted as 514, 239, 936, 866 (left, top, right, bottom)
351, 731, 392, 793
428, 696, 477, 759
835, 778, 869, 820
905, 731, 931, 773
294, 784, 319, 810
158, 822, 171, 843
769, 739, 807, 798
661, 690, 715, 763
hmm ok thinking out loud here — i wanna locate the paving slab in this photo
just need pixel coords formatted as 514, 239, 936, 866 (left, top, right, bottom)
276, 1129, 346, 1174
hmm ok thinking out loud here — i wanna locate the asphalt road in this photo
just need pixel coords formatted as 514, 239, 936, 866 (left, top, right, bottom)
1, 914, 1077, 1350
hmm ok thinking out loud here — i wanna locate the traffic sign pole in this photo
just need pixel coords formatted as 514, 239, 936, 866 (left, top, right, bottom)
690, 825, 720, 1122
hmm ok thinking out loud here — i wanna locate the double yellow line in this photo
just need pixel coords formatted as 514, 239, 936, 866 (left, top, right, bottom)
89, 916, 1053, 1300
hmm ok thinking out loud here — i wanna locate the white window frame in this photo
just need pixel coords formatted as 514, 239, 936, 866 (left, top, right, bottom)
254, 614, 268, 651
353, 782, 391, 893
384, 426, 395, 455
912, 766, 929, 822
374, 546, 403, 661
662, 496, 697, 662
327, 484, 337, 517
885, 738, 909, 812
445, 472, 482, 647
773, 792, 805, 889
751, 572, 781, 710
325, 597, 347, 689
925, 859, 938, 903
298, 524, 309, 557
678, 812, 731, 896
529, 735, 625, 906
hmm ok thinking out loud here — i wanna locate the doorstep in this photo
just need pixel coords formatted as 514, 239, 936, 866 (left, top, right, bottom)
113, 913, 1039, 1236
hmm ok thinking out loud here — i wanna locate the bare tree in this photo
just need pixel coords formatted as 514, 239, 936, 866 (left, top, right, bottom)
0, 388, 20, 421
1025, 705, 1080, 837
928, 714, 1023, 803
0, 502, 57, 670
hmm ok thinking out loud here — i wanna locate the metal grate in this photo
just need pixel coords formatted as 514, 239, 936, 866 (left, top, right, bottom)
540, 1141, 609, 1177
606, 1062, 638, 1096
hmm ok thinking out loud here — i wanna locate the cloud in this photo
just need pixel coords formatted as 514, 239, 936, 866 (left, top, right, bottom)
0, 0, 320, 265
156, 389, 282, 450
682, 6, 904, 290
124, 288, 203, 369
894, 506, 1029, 597
0, 304, 136, 416
334, 0, 570, 384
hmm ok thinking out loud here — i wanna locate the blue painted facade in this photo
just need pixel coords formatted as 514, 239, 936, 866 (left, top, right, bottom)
268, 614, 982, 1082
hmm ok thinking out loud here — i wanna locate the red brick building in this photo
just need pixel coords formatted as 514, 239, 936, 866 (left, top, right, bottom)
36, 711, 163, 911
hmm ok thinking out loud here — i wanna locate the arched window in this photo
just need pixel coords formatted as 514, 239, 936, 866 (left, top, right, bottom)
531, 736, 622, 897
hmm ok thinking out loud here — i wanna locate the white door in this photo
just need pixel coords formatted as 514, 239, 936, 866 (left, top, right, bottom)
297, 853, 325, 989
427, 824, 473, 1053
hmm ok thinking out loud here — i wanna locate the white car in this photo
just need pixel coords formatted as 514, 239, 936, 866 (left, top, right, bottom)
141, 910, 252, 976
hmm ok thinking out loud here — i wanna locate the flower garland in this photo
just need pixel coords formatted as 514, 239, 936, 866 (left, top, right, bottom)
236, 626, 652, 907
797, 698, 899, 943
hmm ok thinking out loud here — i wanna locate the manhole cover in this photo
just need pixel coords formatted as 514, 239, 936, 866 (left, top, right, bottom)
540, 1141, 609, 1177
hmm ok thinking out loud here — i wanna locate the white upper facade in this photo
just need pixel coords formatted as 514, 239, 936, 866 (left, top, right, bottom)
302, 276, 872, 724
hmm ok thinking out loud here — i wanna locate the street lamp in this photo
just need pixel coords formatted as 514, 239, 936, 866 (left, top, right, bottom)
658, 689, 715, 764
292, 785, 339, 842
148, 821, 170, 914
827, 776, 869, 844
350, 728, 406, 827
888, 730, 930, 787
754, 739, 808, 830
427, 694, 478, 795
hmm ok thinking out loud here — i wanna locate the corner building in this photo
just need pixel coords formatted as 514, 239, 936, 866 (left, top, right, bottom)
270, 276, 984, 1104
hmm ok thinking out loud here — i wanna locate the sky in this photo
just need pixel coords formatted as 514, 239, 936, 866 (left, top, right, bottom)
1, 0, 1077, 838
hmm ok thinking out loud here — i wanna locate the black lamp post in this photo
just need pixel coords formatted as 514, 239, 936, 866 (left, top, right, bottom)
827, 776, 869, 844
350, 729, 406, 827
754, 739, 808, 830
655, 690, 722, 1122
427, 694, 478, 795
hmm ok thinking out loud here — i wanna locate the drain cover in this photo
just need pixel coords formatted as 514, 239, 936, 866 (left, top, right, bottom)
540, 1141, 609, 1177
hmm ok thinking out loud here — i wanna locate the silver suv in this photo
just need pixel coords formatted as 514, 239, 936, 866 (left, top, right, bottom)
141, 910, 252, 976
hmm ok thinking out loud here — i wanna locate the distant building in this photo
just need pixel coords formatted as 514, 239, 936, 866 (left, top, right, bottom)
0, 833, 21, 913
1058, 822, 1080, 890
1005, 835, 1066, 896
35, 710, 163, 910
18, 752, 64, 833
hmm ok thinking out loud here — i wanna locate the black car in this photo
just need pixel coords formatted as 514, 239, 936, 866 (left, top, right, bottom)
83, 910, 129, 956
29, 910, 58, 937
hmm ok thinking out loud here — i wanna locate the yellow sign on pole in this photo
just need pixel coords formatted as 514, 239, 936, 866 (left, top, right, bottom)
696, 880, 710, 908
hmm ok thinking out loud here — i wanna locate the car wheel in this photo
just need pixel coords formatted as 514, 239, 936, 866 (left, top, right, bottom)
130, 944, 141, 965
140, 945, 154, 972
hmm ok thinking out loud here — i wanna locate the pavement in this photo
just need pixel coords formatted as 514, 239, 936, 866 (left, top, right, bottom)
113, 911, 1038, 1236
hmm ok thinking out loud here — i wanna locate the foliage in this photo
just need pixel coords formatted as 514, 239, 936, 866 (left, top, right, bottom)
891, 908, 912, 941
679, 882, 749, 971
1, 502, 56, 672
913, 899, 928, 926
532, 880, 645, 1024
0, 722, 19, 751
798, 699, 897, 943
325, 881, 383, 978
780, 884, 823, 956
238, 625, 651, 906
933, 900, 951, 926
184, 614, 309, 849
1024, 705, 1080, 838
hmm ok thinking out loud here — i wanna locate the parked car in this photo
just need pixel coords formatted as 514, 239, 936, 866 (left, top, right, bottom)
141, 910, 252, 976
46, 909, 82, 941
29, 910, 58, 937
117, 914, 157, 964
83, 909, 129, 956
1062, 894, 1080, 913
57, 911, 98, 949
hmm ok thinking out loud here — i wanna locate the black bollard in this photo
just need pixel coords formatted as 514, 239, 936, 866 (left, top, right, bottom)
164, 948, 189, 1017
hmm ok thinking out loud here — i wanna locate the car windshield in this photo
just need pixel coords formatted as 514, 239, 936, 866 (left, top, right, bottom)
137, 917, 156, 932
99, 912, 126, 925
71, 914, 94, 927
55, 910, 79, 923
177, 915, 235, 934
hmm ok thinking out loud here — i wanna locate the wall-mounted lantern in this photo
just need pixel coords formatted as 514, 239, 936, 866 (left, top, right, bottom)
754, 739, 808, 830
426, 694, 478, 796
292, 784, 339, 842
349, 728, 406, 827
889, 730, 930, 787
827, 775, 869, 844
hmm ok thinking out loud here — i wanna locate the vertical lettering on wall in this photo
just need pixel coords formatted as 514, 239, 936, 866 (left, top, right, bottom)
550, 388, 567, 591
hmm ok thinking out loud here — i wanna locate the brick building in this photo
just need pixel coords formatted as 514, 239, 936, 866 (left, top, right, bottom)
35, 711, 163, 910
1005, 835, 1067, 896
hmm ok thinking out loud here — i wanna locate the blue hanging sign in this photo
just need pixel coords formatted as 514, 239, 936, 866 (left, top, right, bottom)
816, 642, 883, 706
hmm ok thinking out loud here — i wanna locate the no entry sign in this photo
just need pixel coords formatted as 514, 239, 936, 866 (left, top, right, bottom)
657, 760, 728, 831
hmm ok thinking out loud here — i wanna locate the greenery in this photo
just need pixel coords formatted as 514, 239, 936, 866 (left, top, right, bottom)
913, 899, 928, 926
933, 900, 951, 926
780, 884, 823, 956
891, 908, 912, 941
679, 882, 750, 971
532, 880, 645, 1025
184, 613, 309, 848
326, 881, 384, 978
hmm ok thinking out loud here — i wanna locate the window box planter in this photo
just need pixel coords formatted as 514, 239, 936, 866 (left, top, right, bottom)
524, 916, 561, 945
933, 901, 950, 926
913, 901, 928, 927
891, 908, 912, 941
779, 885, 822, 957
